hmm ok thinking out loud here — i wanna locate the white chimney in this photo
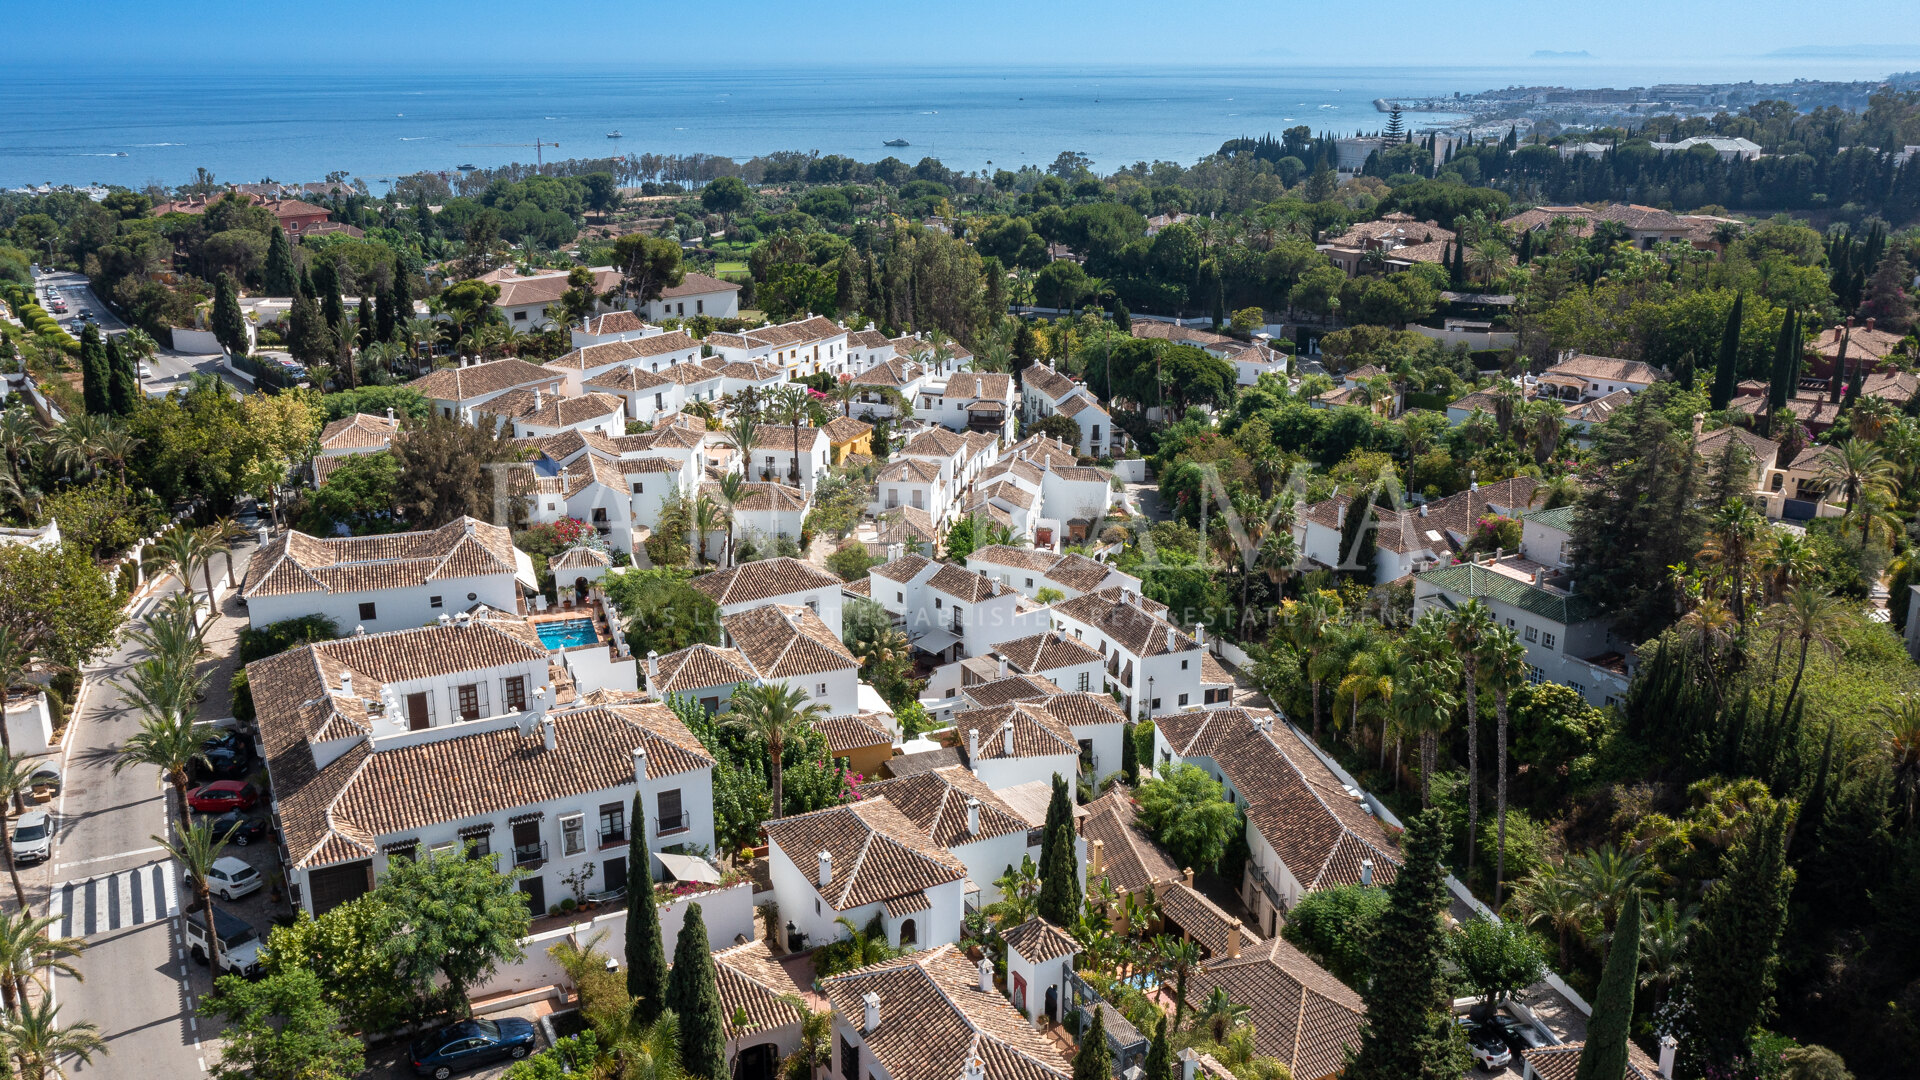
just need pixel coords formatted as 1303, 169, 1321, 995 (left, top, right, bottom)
340, 671, 353, 695
968, 728, 980, 761
1194, 623, 1205, 647
1179, 1049, 1198, 1080
962, 1055, 985, 1080
633, 746, 648, 783
997, 656, 1008, 678
385, 406, 395, 421
1361, 858, 1374, 886
1166, 627, 1177, 653
1691, 412, 1705, 439
977, 956, 994, 992
541, 716, 557, 751
646, 650, 659, 684
966, 797, 981, 836
1659, 1036, 1677, 1079
1418, 501, 1428, 517
862, 991, 881, 1034
1002, 719, 1014, 755
818, 849, 833, 889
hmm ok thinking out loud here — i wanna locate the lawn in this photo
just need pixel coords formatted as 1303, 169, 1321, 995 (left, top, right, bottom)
713, 260, 749, 275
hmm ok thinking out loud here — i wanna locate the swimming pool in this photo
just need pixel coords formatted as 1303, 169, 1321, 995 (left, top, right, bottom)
535, 618, 600, 650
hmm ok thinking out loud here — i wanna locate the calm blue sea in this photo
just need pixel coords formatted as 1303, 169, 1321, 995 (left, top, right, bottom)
0, 61, 1898, 189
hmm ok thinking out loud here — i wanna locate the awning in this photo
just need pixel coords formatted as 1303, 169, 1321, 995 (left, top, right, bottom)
653, 851, 721, 884
910, 628, 960, 656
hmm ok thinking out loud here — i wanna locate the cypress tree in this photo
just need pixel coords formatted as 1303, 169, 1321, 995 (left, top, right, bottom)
1576, 891, 1642, 1080
1710, 292, 1743, 411
78, 323, 109, 415
212, 272, 249, 358
1144, 1015, 1172, 1080
373, 284, 394, 344
1347, 810, 1470, 1080
1675, 350, 1696, 392
1112, 298, 1130, 333
1673, 801, 1796, 1079
298, 266, 316, 301
390, 263, 414, 328
1037, 773, 1081, 926
1338, 482, 1378, 580
666, 903, 727, 1080
1071, 1001, 1111, 1080
262, 225, 297, 297
106, 335, 137, 417
357, 296, 375, 352
1517, 229, 1534, 266
1767, 310, 1794, 412
1120, 722, 1139, 786
625, 793, 670, 1023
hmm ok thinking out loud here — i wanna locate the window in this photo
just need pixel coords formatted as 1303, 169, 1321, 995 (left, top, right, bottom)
1541, 632, 1556, 650
657, 789, 685, 833
429, 595, 443, 609
633, 482, 644, 493
1181, 659, 1189, 670
696, 299, 704, 314
467, 832, 491, 861
1568, 681, 1585, 696
514, 310, 528, 321
1078, 738, 1093, 765
1098, 641, 1107, 655
560, 814, 586, 856
841, 1037, 860, 1080
430, 840, 457, 857
1078, 672, 1090, 691
934, 597, 942, 609
599, 802, 626, 846
504, 675, 527, 713
655, 393, 664, 410
456, 683, 483, 721
511, 821, 544, 866
1527, 665, 1546, 685
1151, 698, 1161, 710
1524, 626, 1538, 642
358, 601, 377, 621
1178, 693, 1189, 706
816, 683, 827, 697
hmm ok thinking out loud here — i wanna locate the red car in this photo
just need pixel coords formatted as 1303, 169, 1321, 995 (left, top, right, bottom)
187, 781, 258, 813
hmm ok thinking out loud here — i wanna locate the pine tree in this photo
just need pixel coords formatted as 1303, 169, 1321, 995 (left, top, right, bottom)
1144, 1015, 1173, 1080
78, 323, 109, 414
1576, 890, 1642, 1080
1037, 773, 1081, 926
1071, 1001, 1111, 1080
625, 792, 670, 1023
666, 903, 727, 1080
1673, 801, 1796, 1079
106, 335, 137, 416
212, 272, 249, 358
262, 225, 297, 297
286, 289, 332, 367
1347, 810, 1470, 1080
1710, 292, 1743, 411
1384, 107, 1406, 140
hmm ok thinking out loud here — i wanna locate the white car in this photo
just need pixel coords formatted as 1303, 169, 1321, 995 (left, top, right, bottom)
190, 856, 263, 900
10, 812, 52, 866
137, 361, 152, 378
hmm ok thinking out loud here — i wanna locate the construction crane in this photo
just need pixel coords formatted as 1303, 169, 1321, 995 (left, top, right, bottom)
456, 138, 561, 167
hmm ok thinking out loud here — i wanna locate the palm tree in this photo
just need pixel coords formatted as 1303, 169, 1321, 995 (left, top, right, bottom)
153, 819, 236, 974
1446, 600, 1497, 880
0, 751, 42, 910
1763, 585, 1855, 719
726, 415, 760, 480
780, 1004, 833, 1080
92, 426, 141, 487
770, 385, 810, 487
0, 909, 85, 1011
0, 408, 42, 494
692, 495, 727, 565
1850, 395, 1898, 442
1638, 898, 1693, 1006
1876, 696, 1920, 823
1819, 438, 1895, 528
1479, 627, 1529, 908
113, 712, 212, 820
1467, 238, 1511, 285
1701, 500, 1766, 628
1397, 611, 1460, 808
1520, 398, 1567, 466
3, 998, 106, 1080
722, 682, 828, 819
1159, 936, 1202, 1024
1336, 644, 1395, 755
120, 327, 158, 365
50, 415, 108, 481
1488, 381, 1522, 440
1509, 864, 1585, 970
1565, 845, 1646, 936
143, 528, 209, 628
1282, 591, 1342, 740
1192, 987, 1252, 1043
1760, 532, 1820, 605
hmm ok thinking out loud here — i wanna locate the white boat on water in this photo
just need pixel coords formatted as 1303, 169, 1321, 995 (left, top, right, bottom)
607, 131, 622, 138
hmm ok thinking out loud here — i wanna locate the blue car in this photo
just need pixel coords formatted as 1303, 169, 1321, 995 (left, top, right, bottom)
410, 1017, 535, 1078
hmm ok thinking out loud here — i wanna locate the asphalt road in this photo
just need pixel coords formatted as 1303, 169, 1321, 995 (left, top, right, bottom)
27, 267, 242, 395
29, 531, 264, 1078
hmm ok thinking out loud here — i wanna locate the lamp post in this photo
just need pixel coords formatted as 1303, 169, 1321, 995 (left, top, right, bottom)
1143, 675, 1155, 723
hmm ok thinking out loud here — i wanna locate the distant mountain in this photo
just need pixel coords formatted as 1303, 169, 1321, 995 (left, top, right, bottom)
1530, 50, 1594, 59
1766, 43, 1920, 58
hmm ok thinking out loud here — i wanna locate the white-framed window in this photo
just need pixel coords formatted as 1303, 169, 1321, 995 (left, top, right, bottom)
1078, 672, 1090, 691
430, 840, 457, 857
1178, 693, 1189, 706
429, 595, 443, 608
816, 683, 827, 696
1524, 626, 1538, 642
1527, 665, 1546, 685
1541, 632, 1556, 650
560, 813, 586, 856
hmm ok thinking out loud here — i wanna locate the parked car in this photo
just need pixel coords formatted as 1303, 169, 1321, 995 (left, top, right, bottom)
1484, 1014, 1548, 1056
185, 855, 263, 900
10, 812, 52, 866
184, 905, 264, 978
137, 361, 152, 378
191, 735, 254, 781
204, 811, 268, 846
1460, 1019, 1513, 1071
409, 1017, 536, 1078
187, 781, 258, 813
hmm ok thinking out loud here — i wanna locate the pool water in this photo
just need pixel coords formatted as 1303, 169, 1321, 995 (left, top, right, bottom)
536, 618, 600, 649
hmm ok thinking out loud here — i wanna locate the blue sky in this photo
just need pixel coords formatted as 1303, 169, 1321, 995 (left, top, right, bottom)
21, 0, 1920, 72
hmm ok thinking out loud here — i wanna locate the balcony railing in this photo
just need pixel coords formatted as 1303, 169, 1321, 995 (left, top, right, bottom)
598, 828, 627, 850
1248, 863, 1284, 910
656, 811, 689, 834
513, 840, 548, 868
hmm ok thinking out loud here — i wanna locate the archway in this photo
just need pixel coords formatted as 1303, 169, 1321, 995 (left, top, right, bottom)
898, 918, 917, 946
574, 576, 589, 603
736, 1042, 779, 1080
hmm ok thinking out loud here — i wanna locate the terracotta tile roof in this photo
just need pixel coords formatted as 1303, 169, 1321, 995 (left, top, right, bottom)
977, 458, 1044, 487
1810, 324, 1904, 363
942, 373, 1014, 401
709, 482, 808, 513
862, 765, 1031, 847
241, 518, 522, 599
847, 329, 894, 349
407, 358, 558, 402
820, 946, 1071, 1080
549, 330, 700, 372
871, 553, 934, 583
927, 564, 1007, 604
1186, 936, 1364, 1080
962, 431, 999, 457
814, 713, 894, 755
1160, 881, 1260, 957
823, 416, 874, 444
965, 502, 1017, 530
1300, 476, 1541, 559
659, 271, 742, 298
1001, 917, 1080, 963
581, 311, 650, 336
1544, 354, 1659, 385
1081, 786, 1183, 892
949, 700, 1077, 762
1020, 364, 1078, 401
1155, 709, 1401, 890
723, 604, 858, 679
1001, 434, 1079, 468
651, 643, 757, 695
1594, 202, 1684, 232
900, 428, 969, 458
875, 507, 937, 546
663, 360, 729, 386
876, 458, 942, 485
978, 480, 1036, 510
966, 545, 1058, 573
318, 412, 400, 451
1861, 369, 1920, 403
959, 674, 1065, 709
1051, 465, 1111, 483
713, 940, 805, 1039
1055, 394, 1099, 419
1324, 213, 1455, 252
477, 389, 625, 427
763, 797, 965, 910
690, 557, 841, 605
852, 358, 926, 388
1693, 425, 1779, 469
990, 632, 1103, 676
582, 365, 671, 392
551, 546, 612, 570
1199, 652, 1234, 686
1503, 205, 1595, 236
1053, 590, 1196, 657
1130, 321, 1235, 347
1523, 1041, 1662, 1080
1568, 389, 1632, 423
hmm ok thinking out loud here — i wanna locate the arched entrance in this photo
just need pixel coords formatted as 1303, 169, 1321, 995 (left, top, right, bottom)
898, 918, 917, 946
736, 1042, 779, 1080
573, 576, 589, 603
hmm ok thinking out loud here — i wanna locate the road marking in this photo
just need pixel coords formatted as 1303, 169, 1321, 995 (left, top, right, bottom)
53, 845, 167, 870
48, 861, 180, 938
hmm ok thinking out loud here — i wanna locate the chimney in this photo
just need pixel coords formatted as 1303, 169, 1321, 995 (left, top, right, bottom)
1179, 1049, 1199, 1080
1361, 858, 1374, 886
1194, 623, 1205, 647
1184, 866, 1195, 887
541, 716, 557, 751
1002, 719, 1014, 755
1867, 317, 1876, 333
1658, 1035, 1677, 1078
961, 1054, 985, 1080
1166, 627, 1177, 653
1692, 412, 1705, 439
862, 991, 880, 1034
339, 671, 353, 695
647, 650, 659, 684
385, 406, 395, 421
633, 746, 648, 783
966, 797, 981, 836
1225, 918, 1243, 959
1418, 501, 1428, 517
818, 849, 833, 889
968, 727, 980, 761
997, 656, 1008, 678
1089, 838, 1105, 876
977, 955, 994, 992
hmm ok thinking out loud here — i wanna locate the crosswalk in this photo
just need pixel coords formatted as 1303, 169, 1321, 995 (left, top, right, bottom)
46, 861, 181, 938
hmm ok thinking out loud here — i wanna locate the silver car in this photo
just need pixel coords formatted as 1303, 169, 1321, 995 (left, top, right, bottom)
10, 812, 51, 866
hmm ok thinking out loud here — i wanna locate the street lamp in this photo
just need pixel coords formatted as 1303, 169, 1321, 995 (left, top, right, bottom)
1143, 675, 1155, 722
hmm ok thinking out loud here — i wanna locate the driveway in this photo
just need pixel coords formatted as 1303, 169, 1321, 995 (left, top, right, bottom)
29, 267, 249, 395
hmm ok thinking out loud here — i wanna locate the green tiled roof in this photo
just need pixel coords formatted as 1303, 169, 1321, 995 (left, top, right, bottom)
1523, 506, 1578, 532
1415, 561, 1603, 625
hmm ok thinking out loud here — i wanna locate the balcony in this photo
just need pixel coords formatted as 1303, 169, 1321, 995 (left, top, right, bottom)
598, 828, 627, 851
1247, 863, 1284, 910
513, 840, 549, 869
656, 811, 690, 835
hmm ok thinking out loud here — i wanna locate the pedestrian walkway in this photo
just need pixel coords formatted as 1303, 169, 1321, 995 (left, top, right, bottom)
47, 860, 181, 938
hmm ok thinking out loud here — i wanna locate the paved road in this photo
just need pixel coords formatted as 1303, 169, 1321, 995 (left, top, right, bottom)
31, 530, 264, 1078
28, 267, 241, 395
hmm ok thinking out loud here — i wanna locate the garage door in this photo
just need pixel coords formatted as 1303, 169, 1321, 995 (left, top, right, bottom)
307, 860, 373, 915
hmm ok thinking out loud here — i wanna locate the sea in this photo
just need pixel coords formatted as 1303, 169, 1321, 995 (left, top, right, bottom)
0, 59, 1904, 190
